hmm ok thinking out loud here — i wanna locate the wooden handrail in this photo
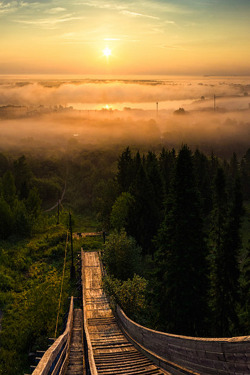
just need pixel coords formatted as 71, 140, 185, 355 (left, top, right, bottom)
116, 305, 250, 375
32, 296, 74, 375
81, 249, 98, 375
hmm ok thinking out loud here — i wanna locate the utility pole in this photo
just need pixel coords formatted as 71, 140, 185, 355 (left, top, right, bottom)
156, 102, 158, 116
69, 212, 75, 279
214, 94, 216, 112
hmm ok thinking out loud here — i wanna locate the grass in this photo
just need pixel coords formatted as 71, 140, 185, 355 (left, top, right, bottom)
73, 212, 101, 233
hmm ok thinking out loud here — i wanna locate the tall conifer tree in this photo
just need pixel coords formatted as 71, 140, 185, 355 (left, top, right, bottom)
210, 172, 243, 336
210, 168, 229, 336
128, 159, 157, 255
117, 147, 133, 193
155, 145, 208, 335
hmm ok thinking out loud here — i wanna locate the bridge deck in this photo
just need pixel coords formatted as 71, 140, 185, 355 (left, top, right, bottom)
82, 251, 168, 375
65, 308, 85, 375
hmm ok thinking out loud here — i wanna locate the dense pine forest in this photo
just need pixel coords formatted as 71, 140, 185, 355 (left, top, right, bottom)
101, 146, 250, 339
0, 144, 250, 374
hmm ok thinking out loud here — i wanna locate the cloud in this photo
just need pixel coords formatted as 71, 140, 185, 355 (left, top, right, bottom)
46, 7, 67, 14
0, 1, 16, 15
165, 20, 176, 24
120, 10, 159, 20
74, 1, 126, 11
13, 14, 84, 28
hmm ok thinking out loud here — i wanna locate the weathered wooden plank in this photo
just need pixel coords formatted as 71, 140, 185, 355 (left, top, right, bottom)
65, 309, 85, 375
82, 250, 168, 375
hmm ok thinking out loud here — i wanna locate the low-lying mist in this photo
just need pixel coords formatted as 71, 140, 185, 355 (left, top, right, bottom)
0, 76, 250, 157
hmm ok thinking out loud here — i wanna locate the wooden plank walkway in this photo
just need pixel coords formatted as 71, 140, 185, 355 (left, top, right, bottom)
65, 309, 86, 375
82, 251, 169, 375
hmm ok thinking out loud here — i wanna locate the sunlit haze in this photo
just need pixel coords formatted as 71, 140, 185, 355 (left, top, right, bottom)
1, 0, 250, 75
0, 75, 250, 157
1, 1, 250, 156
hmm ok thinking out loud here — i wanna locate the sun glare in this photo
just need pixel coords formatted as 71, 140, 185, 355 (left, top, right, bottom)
103, 47, 112, 58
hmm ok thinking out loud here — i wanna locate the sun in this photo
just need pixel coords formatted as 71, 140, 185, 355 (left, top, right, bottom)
103, 47, 112, 58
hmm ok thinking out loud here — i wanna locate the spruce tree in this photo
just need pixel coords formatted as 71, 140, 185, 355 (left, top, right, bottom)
210, 173, 243, 336
240, 148, 250, 200
0, 197, 13, 239
128, 161, 157, 256
117, 147, 133, 192
155, 145, 208, 336
240, 245, 250, 333
145, 151, 164, 212
209, 168, 229, 336
159, 148, 176, 196
223, 177, 243, 334
193, 149, 212, 216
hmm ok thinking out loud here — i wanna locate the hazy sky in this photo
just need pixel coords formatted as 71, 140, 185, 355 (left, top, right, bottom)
1, 0, 250, 75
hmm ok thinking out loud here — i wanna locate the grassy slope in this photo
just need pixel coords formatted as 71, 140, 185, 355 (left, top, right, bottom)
0, 211, 103, 375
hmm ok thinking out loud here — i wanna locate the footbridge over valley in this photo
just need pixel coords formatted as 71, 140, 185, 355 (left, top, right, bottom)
31, 250, 250, 375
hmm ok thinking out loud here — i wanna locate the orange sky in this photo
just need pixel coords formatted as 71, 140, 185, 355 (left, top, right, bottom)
1, 0, 250, 75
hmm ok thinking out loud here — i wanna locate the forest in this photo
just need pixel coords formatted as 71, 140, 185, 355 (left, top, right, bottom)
0, 143, 250, 374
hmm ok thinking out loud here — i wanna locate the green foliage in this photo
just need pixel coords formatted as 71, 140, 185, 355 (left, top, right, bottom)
0, 270, 69, 375
13, 155, 33, 200
13, 200, 32, 237
209, 173, 244, 336
241, 149, 250, 200
0, 272, 15, 292
103, 230, 142, 280
117, 147, 134, 193
0, 156, 44, 240
25, 187, 42, 219
112, 145, 250, 336
110, 192, 135, 231
159, 147, 176, 195
93, 178, 119, 229
2, 171, 16, 207
79, 236, 103, 251
240, 245, 250, 332
103, 274, 148, 321
33, 177, 62, 206
0, 222, 71, 375
154, 145, 209, 336
128, 156, 159, 255
0, 198, 13, 239
0, 153, 9, 176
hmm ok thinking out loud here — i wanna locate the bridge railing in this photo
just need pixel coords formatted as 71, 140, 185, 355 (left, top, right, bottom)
81, 249, 98, 375
116, 305, 250, 375
31, 296, 74, 375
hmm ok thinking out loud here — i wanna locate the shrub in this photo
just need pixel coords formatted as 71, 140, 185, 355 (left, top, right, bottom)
103, 229, 142, 280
